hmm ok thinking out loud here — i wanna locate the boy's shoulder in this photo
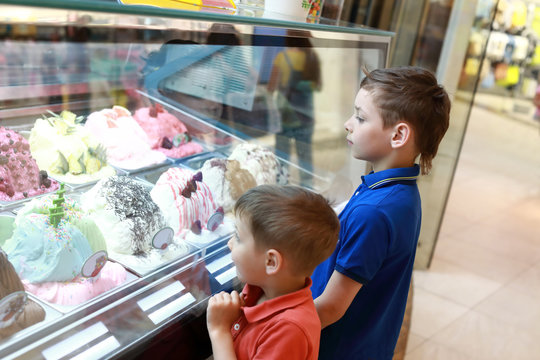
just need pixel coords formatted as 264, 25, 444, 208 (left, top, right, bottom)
243, 282, 318, 324
266, 304, 320, 333
348, 182, 419, 209
342, 167, 421, 224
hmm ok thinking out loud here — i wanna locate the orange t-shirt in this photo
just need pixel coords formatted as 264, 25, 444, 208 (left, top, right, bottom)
231, 279, 320, 360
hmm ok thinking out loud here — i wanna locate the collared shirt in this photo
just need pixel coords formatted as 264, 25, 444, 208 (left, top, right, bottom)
311, 165, 421, 360
232, 279, 320, 360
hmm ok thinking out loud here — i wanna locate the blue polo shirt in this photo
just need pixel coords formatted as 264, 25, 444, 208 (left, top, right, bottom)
311, 165, 421, 360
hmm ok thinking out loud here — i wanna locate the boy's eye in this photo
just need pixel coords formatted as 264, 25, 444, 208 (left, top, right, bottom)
356, 116, 365, 122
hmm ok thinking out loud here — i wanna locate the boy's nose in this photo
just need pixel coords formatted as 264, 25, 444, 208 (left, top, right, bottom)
344, 119, 351, 132
227, 237, 233, 250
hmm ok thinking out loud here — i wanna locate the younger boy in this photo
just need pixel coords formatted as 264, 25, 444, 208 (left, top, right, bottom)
207, 184, 339, 360
311, 66, 451, 359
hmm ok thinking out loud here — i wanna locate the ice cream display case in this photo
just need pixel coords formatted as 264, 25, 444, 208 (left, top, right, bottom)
0, 1, 391, 358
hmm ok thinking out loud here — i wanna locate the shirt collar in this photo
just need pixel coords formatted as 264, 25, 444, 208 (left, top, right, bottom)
241, 278, 313, 323
361, 164, 420, 190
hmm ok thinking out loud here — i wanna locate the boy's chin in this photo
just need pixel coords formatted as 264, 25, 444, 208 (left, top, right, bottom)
235, 272, 246, 283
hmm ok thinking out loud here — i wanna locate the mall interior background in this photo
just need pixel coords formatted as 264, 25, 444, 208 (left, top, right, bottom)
337, 1, 540, 359
332, 0, 540, 267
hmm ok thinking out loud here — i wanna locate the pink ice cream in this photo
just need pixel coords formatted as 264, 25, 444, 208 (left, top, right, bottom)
85, 106, 166, 170
23, 262, 127, 306
0, 126, 58, 202
133, 104, 204, 159
150, 167, 224, 237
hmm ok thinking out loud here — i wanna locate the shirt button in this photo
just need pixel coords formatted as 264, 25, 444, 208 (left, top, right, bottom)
233, 323, 240, 330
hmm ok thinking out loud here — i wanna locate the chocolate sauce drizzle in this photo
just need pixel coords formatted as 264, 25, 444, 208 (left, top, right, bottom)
99, 176, 164, 255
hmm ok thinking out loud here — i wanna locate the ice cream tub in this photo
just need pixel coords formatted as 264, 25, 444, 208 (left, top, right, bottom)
85, 106, 170, 174
0, 293, 62, 345
149, 167, 234, 255
132, 104, 208, 161
0, 126, 61, 209
28, 111, 119, 189
2, 189, 141, 313
80, 176, 195, 277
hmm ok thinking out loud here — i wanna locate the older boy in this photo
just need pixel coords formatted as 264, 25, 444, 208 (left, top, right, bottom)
207, 184, 339, 360
311, 66, 451, 359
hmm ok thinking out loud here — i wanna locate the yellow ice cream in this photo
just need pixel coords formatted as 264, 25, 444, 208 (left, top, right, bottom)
29, 111, 116, 184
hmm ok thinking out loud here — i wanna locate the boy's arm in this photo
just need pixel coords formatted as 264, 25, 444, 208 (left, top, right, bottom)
207, 291, 244, 360
314, 270, 363, 329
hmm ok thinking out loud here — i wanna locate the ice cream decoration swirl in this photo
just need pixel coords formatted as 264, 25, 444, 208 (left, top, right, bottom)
48, 183, 65, 228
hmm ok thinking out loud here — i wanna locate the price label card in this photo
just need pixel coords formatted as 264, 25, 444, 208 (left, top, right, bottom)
137, 281, 196, 325
148, 293, 196, 325
152, 227, 174, 250
71, 336, 120, 360
206, 253, 233, 274
81, 251, 108, 278
42, 322, 119, 360
215, 266, 237, 285
137, 281, 185, 312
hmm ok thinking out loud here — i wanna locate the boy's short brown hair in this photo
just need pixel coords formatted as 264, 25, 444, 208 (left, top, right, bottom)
234, 184, 339, 275
360, 66, 451, 174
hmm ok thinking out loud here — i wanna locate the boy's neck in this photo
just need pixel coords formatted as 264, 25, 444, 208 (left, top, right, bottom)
257, 276, 308, 304
372, 151, 416, 173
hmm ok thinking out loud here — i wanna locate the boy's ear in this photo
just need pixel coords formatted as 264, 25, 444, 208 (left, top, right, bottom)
265, 249, 283, 275
391, 122, 412, 149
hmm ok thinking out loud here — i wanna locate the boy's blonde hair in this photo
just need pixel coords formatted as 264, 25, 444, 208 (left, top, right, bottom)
360, 66, 451, 174
234, 185, 339, 275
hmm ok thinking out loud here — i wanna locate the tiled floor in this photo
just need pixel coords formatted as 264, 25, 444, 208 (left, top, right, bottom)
404, 103, 540, 359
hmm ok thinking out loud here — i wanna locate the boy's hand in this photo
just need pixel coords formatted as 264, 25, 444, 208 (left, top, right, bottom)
207, 290, 244, 335
207, 291, 244, 360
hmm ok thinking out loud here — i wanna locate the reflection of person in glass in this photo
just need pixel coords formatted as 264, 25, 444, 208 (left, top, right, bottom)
268, 30, 321, 188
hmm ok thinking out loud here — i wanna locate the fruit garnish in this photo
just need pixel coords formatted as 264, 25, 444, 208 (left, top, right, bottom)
188, 180, 197, 193
88, 144, 108, 165
190, 220, 202, 235
39, 170, 51, 188
172, 133, 190, 147
161, 137, 173, 149
44, 110, 84, 135
193, 171, 202, 182
55, 151, 69, 175
77, 154, 87, 174
149, 103, 164, 117
181, 186, 192, 198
